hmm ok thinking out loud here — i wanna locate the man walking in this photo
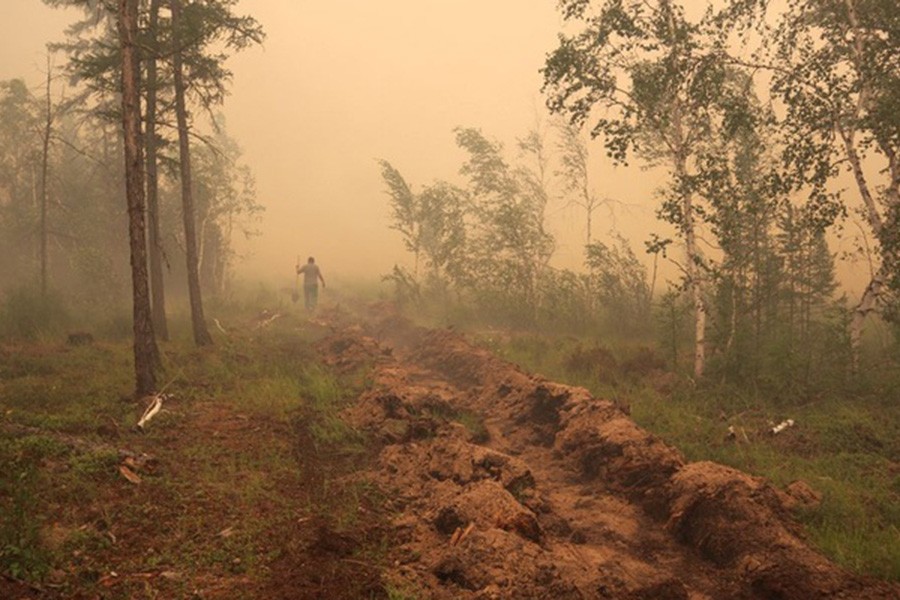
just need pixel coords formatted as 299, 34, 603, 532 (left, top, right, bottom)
296, 256, 326, 310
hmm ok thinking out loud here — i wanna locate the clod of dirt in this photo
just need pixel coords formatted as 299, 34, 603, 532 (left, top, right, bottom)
433, 480, 541, 544
433, 554, 481, 590
318, 331, 384, 374
782, 479, 822, 510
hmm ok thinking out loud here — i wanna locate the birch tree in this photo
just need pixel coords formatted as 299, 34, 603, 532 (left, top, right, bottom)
456, 127, 554, 323
378, 160, 467, 301
543, 0, 750, 377
192, 127, 262, 297
761, 0, 900, 369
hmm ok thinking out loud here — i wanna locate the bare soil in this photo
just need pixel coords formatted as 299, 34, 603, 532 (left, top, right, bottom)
319, 305, 900, 599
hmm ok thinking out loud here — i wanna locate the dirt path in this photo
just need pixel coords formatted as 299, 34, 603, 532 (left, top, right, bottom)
319, 307, 900, 599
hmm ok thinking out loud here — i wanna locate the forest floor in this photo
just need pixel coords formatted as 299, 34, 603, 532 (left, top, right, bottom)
1, 301, 899, 599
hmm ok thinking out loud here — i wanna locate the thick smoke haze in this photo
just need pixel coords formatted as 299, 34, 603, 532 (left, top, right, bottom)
1, 0, 868, 294
220, 0, 664, 288
2, 1, 664, 291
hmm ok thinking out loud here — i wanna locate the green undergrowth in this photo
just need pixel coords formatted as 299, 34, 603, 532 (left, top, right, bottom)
0, 306, 389, 596
486, 332, 900, 582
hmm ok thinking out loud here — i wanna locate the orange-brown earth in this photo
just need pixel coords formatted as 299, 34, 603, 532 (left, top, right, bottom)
316, 306, 899, 599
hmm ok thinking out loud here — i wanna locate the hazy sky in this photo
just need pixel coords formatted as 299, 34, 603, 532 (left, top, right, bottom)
220, 0, 664, 284
223, 0, 606, 281
1, 0, 867, 294
2, 0, 668, 287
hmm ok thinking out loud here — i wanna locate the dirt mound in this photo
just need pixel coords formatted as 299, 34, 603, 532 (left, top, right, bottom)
555, 404, 684, 519
665, 462, 898, 599
317, 312, 900, 599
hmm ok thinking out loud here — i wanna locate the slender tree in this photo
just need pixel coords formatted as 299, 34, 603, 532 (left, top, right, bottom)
516, 125, 555, 321
0, 80, 41, 285
171, 0, 212, 345
378, 159, 467, 298
118, 0, 159, 395
145, 0, 169, 340
555, 120, 604, 248
39, 56, 54, 298
192, 125, 263, 296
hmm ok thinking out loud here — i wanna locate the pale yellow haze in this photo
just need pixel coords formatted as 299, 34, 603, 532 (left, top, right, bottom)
1, 0, 865, 293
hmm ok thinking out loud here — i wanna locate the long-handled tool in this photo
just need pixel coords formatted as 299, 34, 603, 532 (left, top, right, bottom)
291, 255, 300, 303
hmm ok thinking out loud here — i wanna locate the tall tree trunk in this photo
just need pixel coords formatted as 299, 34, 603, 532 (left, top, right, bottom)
839, 2, 897, 371
145, 0, 169, 341
171, 0, 213, 346
671, 128, 706, 378
40, 56, 52, 298
118, 0, 159, 396
683, 188, 707, 379
841, 128, 885, 370
663, 0, 705, 378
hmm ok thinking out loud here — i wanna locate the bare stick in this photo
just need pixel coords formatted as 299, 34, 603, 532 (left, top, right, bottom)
137, 394, 163, 430
213, 318, 228, 334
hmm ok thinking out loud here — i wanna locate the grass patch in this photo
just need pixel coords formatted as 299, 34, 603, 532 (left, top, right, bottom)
0, 306, 392, 596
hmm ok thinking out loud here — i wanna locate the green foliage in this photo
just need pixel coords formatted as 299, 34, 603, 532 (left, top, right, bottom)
585, 236, 652, 336
534, 268, 592, 332
383, 264, 421, 309
192, 124, 264, 298
378, 160, 468, 308
0, 487, 52, 581
237, 374, 305, 419
70, 448, 120, 479
381, 125, 655, 336
655, 289, 693, 371
14, 0, 265, 319
457, 127, 554, 323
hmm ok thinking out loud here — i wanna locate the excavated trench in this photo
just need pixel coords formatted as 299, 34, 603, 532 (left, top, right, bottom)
316, 309, 899, 599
